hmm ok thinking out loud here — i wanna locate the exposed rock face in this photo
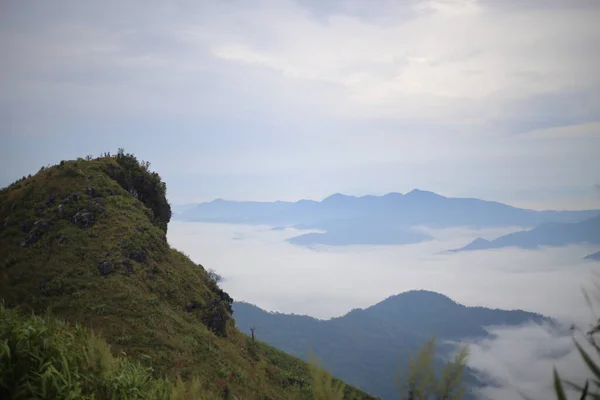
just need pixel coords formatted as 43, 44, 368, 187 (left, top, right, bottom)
185, 301, 200, 312
73, 209, 96, 228
20, 220, 51, 247
97, 261, 112, 276
62, 193, 82, 204
129, 249, 148, 263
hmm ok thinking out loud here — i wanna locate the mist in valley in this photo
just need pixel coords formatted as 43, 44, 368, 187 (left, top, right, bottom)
169, 221, 599, 399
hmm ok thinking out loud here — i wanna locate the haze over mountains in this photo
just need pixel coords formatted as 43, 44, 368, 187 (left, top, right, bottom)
174, 190, 600, 253
452, 215, 600, 253
232, 290, 552, 400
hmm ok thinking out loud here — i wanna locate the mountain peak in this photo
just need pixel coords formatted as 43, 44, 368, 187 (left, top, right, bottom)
322, 193, 355, 202
368, 290, 459, 313
405, 189, 445, 199
393, 289, 456, 303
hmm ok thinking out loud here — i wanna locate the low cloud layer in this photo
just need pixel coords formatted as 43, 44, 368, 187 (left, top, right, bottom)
168, 221, 599, 397
467, 323, 598, 400
168, 221, 597, 323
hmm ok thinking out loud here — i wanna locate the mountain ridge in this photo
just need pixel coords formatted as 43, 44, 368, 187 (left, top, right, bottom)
451, 214, 600, 253
174, 191, 599, 247
232, 289, 553, 400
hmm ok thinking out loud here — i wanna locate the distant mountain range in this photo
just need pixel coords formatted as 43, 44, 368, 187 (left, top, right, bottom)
174, 190, 599, 247
232, 290, 553, 400
451, 215, 600, 253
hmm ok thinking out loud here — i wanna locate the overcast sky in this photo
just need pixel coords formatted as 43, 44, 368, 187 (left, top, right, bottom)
1, 0, 599, 209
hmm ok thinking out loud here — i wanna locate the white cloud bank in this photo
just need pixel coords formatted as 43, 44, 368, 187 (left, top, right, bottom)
168, 221, 600, 399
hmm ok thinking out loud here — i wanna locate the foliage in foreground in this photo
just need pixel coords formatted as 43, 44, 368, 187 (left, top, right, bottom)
0, 303, 208, 400
0, 302, 386, 400
554, 288, 600, 399
0, 301, 471, 400
309, 351, 346, 400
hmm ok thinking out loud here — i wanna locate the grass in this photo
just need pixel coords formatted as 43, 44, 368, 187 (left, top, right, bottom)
0, 155, 377, 400
0, 303, 204, 400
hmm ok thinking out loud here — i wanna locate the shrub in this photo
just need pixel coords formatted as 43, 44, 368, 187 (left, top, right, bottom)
103, 149, 172, 233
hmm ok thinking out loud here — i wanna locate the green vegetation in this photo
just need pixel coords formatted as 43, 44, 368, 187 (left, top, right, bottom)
0, 303, 204, 400
0, 153, 376, 399
1, 303, 383, 400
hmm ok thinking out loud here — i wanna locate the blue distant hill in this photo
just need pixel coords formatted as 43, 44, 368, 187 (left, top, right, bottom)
232, 290, 554, 400
174, 190, 599, 247
586, 250, 600, 261
451, 214, 600, 253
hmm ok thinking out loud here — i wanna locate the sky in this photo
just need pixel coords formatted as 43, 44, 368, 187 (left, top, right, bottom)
1, 0, 600, 210
168, 221, 600, 400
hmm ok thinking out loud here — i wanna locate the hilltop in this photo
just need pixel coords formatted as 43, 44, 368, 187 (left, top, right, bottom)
232, 290, 552, 400
0, 151, 376, 399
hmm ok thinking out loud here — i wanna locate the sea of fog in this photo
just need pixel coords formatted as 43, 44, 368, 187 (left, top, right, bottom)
167, 221, 599, 400
168, 221, 596, 325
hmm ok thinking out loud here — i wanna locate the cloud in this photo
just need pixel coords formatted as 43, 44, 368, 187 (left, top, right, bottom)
0, 0, 598, 207
167, 221, 600, 397
466, 323, 598, 400
2, 0, 598, 125
167, 222, 597, 322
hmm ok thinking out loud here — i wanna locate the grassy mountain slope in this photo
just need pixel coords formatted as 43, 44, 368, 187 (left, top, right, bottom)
0, 152, 376, 400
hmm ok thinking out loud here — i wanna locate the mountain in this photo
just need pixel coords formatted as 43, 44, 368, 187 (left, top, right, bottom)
174, 191, 599, 246
0, 153, 375, 400
585, 250, 600, 261
287, 217, 433, 246
232, 290, 552, 400
452, 214, 600, 252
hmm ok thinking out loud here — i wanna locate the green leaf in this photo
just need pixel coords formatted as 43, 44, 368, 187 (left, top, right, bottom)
576, 341, 600, 380
580, 381, 589, 400
554, 368, 568, 400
